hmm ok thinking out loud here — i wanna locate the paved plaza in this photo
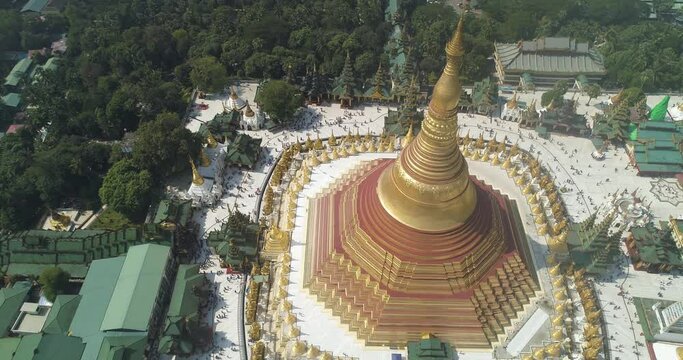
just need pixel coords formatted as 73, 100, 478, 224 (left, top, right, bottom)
178, 84, 682, 359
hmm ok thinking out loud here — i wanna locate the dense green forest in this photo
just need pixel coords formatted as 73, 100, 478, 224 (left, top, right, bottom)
0, 0, 681, 231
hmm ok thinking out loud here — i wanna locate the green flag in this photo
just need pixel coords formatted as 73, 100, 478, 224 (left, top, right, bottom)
628, 123, 638, 141
648, 96, 670, 121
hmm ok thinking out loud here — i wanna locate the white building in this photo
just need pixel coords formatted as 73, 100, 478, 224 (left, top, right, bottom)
501, 93, 523, 122
239, 102, 264, 130
224, 88, 246, 112
654, 301, 683, 343
187, 139, 228, 207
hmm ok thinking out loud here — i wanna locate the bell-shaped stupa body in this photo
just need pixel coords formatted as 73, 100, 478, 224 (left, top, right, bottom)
377, 18, 476, 231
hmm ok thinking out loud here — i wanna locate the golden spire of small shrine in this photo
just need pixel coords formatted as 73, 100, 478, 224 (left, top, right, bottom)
507, 92, 518, 109
230, 87, 238, 99
206, 130, 218, 148
244, 101, 255, 117
189, 156, 204, 185
328, 131, 337, 147
401, 122, 414, 148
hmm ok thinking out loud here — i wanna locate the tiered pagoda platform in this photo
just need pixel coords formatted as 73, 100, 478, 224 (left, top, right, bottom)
302, 159, 538, 348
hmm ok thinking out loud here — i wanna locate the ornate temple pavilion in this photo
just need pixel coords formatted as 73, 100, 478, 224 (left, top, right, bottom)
301, 18, 538, 349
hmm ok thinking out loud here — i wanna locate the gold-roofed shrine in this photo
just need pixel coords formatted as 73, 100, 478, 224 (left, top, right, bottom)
299, 17, 539, 349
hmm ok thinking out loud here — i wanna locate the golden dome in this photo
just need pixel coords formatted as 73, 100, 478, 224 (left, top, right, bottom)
376, 16, 477, 232
244, 102, 255, 117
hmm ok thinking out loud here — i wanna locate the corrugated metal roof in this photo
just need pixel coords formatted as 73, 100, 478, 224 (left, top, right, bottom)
495, 39, 606, 75
100, 244, 169, 332
0, 286, 30, 337
42, 294, 81, 335
2, 93, 21, 108
21, 0, 49, 13
4, 58, 33, 87
166, 264, 203, 318
70, 257, 125, 338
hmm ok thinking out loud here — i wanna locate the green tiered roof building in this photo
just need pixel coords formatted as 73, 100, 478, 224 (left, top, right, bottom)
538, 99, 589, 137
407, 333, 454, 360
626, 222, 683, 273
468, 77, 498, 115
330, 52, 362, 108
207, 210, 259, 270
364, 63, 392, 102
384, 75, 423, 136
567, 210, 622, 275
158, 264, 209, 356
593, 102, 633, 142
224, 133, 262, 169
627, 121, 683, 176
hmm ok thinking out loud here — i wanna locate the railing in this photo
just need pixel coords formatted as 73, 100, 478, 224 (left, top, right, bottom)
238, 275, 248, 360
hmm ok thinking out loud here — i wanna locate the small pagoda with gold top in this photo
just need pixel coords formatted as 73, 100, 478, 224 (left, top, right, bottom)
301, 17, 539, 349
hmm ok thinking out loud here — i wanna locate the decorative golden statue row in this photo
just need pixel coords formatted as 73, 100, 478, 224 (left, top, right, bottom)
460, 135, 569, 239
574, 268, 604, 360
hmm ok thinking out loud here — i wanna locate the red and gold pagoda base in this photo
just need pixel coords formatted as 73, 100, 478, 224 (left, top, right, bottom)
302, 159, 539, 349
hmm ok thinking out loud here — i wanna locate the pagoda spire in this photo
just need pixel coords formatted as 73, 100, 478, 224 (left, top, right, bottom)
377, 16, 476, 231
244, 101, 255, 117
189, 156, 205, 186
507, 92, 518, 109
206, 130, 218, 148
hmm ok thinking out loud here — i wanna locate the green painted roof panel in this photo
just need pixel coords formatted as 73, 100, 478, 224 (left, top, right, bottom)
100, 244, 169, 332
0, 336, 21, 359
0, 286, 30, 337
166, 264, 203, 319
21, 0, 49, 13
70, 257, 125, 338
1, 93, 21, 108
42, 294, 81, 334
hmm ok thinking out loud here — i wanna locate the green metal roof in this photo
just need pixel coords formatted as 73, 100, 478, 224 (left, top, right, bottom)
12, 333, 85, 360
70, 257, 125, 338
42, 294, 81, 334
1, 93, 21, 108
631, 120, 683, 174
4, 58, 33, 87
0, 286, 30, 337
100, 244, 169, 332
0, 337, 21, 359
21, 0, 49, 13
225, 134, 262, 168
166, 264, 203, 319
90, 332, 147, 360
495, 38, 605, 75
41, 57, 59, 72
12, 333, 42, 360
630, 223, 683, 266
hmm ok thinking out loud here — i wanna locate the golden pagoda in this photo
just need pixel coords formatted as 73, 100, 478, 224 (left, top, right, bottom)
189, 157, 204, 186
299, 16, 538, 349
206, 131, 218, 148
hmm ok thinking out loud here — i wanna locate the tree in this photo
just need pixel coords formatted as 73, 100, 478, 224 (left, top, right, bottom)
190, 56, 228, 93
99, 159, 154, 221
132, 112, 201, 179
584, 83, 602, 105
39, 267, 70, 302
256, 80, 303, 124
